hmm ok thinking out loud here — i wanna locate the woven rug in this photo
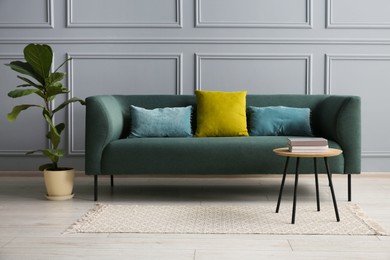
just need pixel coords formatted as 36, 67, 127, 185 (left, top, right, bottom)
66, 203, 387, 235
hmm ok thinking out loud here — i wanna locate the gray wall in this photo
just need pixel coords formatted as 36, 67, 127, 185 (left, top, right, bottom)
1, 0, 390, 172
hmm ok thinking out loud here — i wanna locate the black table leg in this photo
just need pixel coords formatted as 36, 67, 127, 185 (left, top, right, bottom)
276, 157, 290, 213
324, 157, 340, 222
314, 158, 320, 211
292, 157, 300, 224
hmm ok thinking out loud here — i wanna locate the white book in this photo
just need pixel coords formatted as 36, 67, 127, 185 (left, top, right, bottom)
288, 145, 329, 150
289, 146, 329, 153
288, 137, 328, 146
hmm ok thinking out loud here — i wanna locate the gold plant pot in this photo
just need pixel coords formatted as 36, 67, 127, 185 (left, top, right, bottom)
43, 168, 75, 200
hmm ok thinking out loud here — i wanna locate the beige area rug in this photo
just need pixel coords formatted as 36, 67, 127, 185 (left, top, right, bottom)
66, 203, 387, 235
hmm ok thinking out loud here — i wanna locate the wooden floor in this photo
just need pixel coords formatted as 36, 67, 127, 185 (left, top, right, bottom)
0, 172, 389, 260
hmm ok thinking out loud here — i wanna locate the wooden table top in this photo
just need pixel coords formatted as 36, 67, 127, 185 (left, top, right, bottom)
273, 147, 343, 158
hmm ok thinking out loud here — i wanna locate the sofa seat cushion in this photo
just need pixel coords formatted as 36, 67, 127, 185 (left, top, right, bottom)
101, 137, 343, 175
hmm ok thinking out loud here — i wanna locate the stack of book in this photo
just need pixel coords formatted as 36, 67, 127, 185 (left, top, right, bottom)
288, 137, 329, 153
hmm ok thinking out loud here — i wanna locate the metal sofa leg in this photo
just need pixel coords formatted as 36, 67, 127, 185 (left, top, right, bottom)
111, 175, 114, 187
348, 174, 352, 201
94, 175, 98, 201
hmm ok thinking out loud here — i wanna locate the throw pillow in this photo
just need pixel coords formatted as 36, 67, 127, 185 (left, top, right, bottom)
195, 90, 249, 137
129, 105, 193, 137
248, 106, 312, 136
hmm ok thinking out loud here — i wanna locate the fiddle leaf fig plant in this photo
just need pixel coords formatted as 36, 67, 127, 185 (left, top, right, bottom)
5, 43, 85, 171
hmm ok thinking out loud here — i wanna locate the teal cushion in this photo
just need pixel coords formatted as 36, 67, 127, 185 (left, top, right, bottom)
129, 105, 193, 137
248, 106, 312, 136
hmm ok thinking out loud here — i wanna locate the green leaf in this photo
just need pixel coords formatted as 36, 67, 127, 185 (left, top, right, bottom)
39, 163, 56, 171
46, 85, 68, 98
5, 61, 44, 84
42, 107, 51, 120
16, 84, 32, 88
42, 149, 64, 159
55, 123, 66, 135
7, 104, 42, 122
41, 149, 64, 166
53, 97, 85, 113
27, 149, 64, 159
24, 44, 52, 79
26, 150, 38, 155
17, 75, 43, 89
47, 72, 65, 85
7, 89, 39, 98
26, 149, 64, 171
43, 114, 61, 149
46, 123, 65, 148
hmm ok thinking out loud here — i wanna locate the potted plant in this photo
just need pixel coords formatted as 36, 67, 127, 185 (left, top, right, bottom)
5, 43, 85, 200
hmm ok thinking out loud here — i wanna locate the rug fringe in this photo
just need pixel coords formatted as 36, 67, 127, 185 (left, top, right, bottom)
346, 203, 388, 236
63, 203, 106, 234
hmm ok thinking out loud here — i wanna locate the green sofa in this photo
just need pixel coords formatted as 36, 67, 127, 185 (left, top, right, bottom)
85, 95, 361, 201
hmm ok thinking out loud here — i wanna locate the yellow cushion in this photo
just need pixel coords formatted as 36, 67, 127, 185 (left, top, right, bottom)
195, 90, 249, 137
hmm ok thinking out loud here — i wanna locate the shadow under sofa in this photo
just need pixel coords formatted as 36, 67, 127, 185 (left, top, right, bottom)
85, 94, 361, 201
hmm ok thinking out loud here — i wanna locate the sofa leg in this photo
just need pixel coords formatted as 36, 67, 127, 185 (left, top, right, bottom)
348, 174, 351, 202
94, 175, 98, 201
111, 175, 114, 187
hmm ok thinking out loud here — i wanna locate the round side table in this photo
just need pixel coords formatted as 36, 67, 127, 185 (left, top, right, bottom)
273, 147, 343, 224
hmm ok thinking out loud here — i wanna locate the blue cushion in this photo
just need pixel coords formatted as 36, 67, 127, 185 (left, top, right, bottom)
129, 105, 193, 137
248, 106, 312, 136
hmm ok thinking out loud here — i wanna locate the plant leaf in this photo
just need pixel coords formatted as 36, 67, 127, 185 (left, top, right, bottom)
24, 44, 52, 79
16, 84, 32, 88
27, 149, 64, 171
7, 104, 42, 122
53, 97, 85, 114
39, 163, 56, 171
43, 114, 61, 149
55, 123, 66, 135
8, 89, 39, 98
41, 149, 64, 167
46, 123, 65, 148
5, 61, 44, 84
42, 149, 64, 159
26, 150, 39, 155
17, 75, 43, 89
46, 72, 65, 86
46, 85, 68, 98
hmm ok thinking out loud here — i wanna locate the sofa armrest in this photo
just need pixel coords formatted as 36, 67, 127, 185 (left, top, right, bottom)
85, 95, 124, 174
313, 96, 361, 173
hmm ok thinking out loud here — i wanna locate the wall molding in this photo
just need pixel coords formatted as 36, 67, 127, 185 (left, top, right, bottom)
325, 54, 390, 94
325, 54, 390, 158
326, 0, 390, 29
195, 0, 312, 28
66, 0, 182, 28
2, 37, 390, 45
363, 151, 390, 158
195, 53, 312, 94
0, 0, 54, 28
66, 53, 183, 155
